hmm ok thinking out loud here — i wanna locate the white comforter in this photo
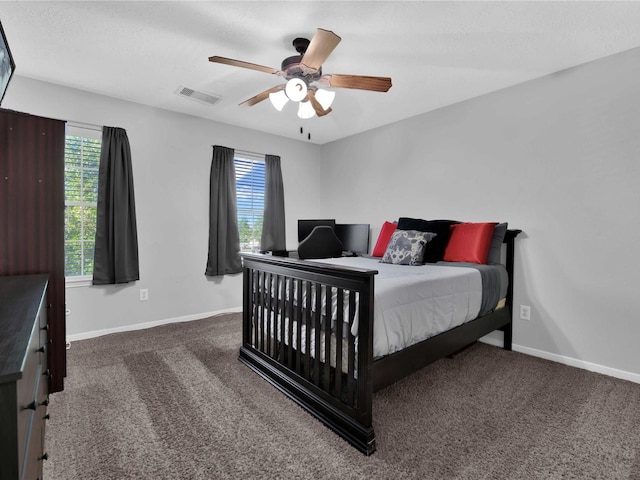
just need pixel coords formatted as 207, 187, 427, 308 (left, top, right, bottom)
309, 257, 482, 358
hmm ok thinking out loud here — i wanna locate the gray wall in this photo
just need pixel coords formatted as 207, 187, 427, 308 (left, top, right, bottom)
4, 76, 323, 337
320, 47, 640, 380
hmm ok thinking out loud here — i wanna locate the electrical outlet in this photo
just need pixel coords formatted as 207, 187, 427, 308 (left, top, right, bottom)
519, 304, 531, 321
139, 289, 149, 301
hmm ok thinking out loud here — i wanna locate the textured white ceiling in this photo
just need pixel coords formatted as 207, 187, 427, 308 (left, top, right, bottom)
2, 1, 640, 144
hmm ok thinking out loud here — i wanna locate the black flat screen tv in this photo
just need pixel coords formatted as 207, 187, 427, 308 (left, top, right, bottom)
297, 219, 336, 243
0, 19, 16, 106
335, 223, 370, 254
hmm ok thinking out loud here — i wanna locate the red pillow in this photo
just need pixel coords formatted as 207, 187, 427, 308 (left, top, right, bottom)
443, 222, 497, 264
372, 221, 398, 257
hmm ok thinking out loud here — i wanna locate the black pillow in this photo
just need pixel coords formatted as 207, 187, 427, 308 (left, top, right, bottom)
486, 222, 508, 264
396, 218, 460, 263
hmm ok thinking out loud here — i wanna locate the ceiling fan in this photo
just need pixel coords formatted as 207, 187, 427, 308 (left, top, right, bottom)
209, 28, 392, 119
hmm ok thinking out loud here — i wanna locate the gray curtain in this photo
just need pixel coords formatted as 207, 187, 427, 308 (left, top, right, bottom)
261, 154, 286, 251
93, 126, 140, 285
205, 145, 242, 276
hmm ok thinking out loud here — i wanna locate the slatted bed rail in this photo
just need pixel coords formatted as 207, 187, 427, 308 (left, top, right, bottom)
239, 254, 379, 454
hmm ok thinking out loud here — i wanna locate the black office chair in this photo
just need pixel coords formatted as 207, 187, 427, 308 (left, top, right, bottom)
297, 226, 344, 260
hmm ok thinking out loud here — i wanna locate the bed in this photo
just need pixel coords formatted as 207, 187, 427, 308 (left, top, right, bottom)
238, 224, 521, 455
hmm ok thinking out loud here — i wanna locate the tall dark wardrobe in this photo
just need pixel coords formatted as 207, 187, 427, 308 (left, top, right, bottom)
0, 109, 66, 393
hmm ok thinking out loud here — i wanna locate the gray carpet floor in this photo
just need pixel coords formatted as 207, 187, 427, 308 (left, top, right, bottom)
44, 313, 640, 479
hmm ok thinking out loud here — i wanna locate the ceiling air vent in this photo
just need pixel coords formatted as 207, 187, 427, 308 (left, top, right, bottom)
175, 86, 221, 106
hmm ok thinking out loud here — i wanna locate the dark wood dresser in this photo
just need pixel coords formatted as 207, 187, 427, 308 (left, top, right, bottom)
0, 275, 50, 480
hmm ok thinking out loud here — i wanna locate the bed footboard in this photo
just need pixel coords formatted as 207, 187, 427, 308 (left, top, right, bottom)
239, 254, 379, 454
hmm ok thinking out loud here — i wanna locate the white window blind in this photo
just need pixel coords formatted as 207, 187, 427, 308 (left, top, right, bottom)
235, 154, 265, 253
64, 125, 101, 280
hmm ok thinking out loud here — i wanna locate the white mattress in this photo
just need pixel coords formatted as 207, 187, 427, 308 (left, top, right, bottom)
308, 257, 483, 359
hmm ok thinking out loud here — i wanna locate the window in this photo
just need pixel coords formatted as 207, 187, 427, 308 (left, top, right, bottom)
235, 154, 265, 253
64, 125, 101, 282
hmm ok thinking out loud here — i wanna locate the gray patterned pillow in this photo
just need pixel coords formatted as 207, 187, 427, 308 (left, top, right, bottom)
380, 230, 437, 265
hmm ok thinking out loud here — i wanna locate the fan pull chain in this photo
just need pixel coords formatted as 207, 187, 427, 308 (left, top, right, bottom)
299, 126, 311, 141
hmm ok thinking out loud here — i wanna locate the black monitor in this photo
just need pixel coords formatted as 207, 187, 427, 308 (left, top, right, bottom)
335, 224, 370, 254
297, 219, 336, 243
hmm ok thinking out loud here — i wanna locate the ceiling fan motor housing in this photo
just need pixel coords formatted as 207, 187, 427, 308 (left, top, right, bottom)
281, 38, 322, 83
281, 55, 322, 82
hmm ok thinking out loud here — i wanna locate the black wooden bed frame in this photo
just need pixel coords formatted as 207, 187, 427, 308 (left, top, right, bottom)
239, 229, 521, 455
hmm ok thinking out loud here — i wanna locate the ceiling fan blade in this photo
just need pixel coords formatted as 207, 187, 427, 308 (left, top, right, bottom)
209, 56, 279, 75
239, 85, 284, 107
319, 74, 392, 92
306, 90, 332, 117
301, 28, 341, 70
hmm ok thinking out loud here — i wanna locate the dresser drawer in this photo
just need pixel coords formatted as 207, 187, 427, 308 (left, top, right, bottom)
39, 325, 49, 354
21, 360, 48, 480
16, 323, 42, 466
22, 403, 47, 480
38, 316, 49, 383
37, 300, 48, 330
0, 275, 50, 480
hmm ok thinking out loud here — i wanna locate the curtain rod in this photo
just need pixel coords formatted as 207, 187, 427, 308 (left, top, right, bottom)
211, 146, 265, 158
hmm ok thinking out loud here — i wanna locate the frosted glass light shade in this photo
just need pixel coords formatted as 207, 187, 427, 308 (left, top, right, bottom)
285, 78, 308, 102
269, 90, 289, 111
315, 88, 335, 110
297, 100, 316, 119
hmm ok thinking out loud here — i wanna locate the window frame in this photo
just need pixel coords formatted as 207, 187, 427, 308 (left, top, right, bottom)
64, 124, 102, 287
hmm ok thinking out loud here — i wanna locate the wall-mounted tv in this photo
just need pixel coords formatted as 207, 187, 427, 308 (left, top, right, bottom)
0, 19, 16, 107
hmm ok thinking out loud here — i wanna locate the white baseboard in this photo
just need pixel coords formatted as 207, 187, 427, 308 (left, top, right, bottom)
68, 313, 639, 386
480, 334, 640, 385
66, 307, 242, 342
511, 344, 640, 385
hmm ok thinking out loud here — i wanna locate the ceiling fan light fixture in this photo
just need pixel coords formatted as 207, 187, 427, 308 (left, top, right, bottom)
315, 88, 335, 110
285, 78, 308, 102
297, 100, 316, 119
269, 90, 289, 111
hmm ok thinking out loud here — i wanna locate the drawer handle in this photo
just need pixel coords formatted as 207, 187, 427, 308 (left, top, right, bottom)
23, 401, 37, 411
38, 452, 49, 461
36, 346, 46, 353
44, 414, 51, 420
43, 369, 51, 377
40, 398, 50, 407
41, 324, 49, 331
